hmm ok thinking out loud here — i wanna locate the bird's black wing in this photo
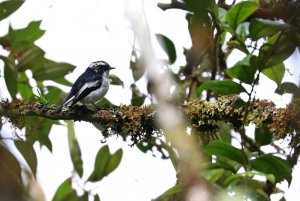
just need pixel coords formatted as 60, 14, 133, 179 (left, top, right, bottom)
62, 68, 103, 107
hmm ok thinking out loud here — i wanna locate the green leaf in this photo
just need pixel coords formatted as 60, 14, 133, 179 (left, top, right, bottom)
131, 96, 146, 107
131, 83, 146, 106
88, 145, 123, 182
17, 45, 45, 71
249, 18, 289, 40
53, 77, 73, 87
1, 56, 18, 99
67, 121, 83, 177
255, 125, 272, 146
130, 58, 145, 82
94, 195, 101, 201
222, 173, 244, 187
154, 185, 182, 201
0, 0, 24, 21
227, 39, 249, 54
197, 80, 246, 95
226, 0, 259, 30
18, 72, 34, 100
252, 155, 292, 185
227, 55, 257, 84
236, 22, 249, 42
258, 33, 296, 68
205, 141, 246, 165
95, 97, 115, 108
262, 63, 285, 86
204, 168, 225, 183
9, 21, 46, 51
26, 117, 53, 152
14, 141, 37, 178
78, 192, 89, 201
156, 34, 177, 64
33, 61, 75, 81
109, 74, 123, 86
52, 178, 78, 201
207, 161, 237, 173
45, 86, 64, 105
275, 82, 300, 97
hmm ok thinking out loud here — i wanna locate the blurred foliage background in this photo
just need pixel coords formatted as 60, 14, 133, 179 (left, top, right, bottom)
0, 0, 300, 201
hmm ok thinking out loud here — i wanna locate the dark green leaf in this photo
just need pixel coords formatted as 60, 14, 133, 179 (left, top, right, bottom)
255, 125, 272, 146
131, 96, 146, 107
26, 117, 53, 152
131, 83, 146, 106
197, 80, 246, 95
17, 45, 45, 71
262, 63, 285, 86
275, 82, 300, 97
249, 18, 289, 40
52, 178, 78, 201
1, 56, 18, 99
78, 192, 89, 201
9, 21, 45, 51
252, 155, 292, 185
227, 40, 249, 54
258, 33, 296, 68
18, 82, 34, 99
207, 161, 237, 173
18, 72, 34, 100
33, 62, 75, 81
14, 141, 37, 178
109, 74, 123, 86
137, 142, 154, 154
94, 195, 101, 201
227, 55, 257, 84
0, 0, 24, 21
226, 1, 259, 30
67, 121, 83, 177
45, 86, 64, 105
156, 34, 177, 64
88, 145, 123, 182
205, 140, 246, 165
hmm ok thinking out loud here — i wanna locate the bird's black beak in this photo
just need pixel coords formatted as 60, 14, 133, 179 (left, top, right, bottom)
109, 67, 115, 70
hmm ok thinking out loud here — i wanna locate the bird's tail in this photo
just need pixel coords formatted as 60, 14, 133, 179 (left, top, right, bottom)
54, 104, 64, 113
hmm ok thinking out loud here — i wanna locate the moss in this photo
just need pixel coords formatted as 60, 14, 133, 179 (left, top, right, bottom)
1, 96, 299, 145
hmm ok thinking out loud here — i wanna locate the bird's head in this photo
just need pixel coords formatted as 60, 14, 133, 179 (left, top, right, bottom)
88, 61, 115, 73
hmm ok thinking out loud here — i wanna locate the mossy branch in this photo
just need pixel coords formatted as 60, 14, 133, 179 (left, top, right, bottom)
1, 96, 298, 141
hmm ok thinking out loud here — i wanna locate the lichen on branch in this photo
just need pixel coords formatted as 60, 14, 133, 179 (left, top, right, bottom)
0, 96, 298, 143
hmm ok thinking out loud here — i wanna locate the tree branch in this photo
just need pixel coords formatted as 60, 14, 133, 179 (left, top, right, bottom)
1, 96, 298, 142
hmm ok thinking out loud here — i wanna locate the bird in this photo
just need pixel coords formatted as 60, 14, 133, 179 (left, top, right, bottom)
55, 61, 115, 112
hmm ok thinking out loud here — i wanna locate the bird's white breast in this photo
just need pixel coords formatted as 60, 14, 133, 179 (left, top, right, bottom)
81, 74, 110, 104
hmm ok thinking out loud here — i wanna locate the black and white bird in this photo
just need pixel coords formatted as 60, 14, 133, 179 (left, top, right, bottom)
55, 61, 115, 112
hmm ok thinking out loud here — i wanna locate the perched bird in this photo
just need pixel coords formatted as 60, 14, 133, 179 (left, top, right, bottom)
55, 61, 115, 112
